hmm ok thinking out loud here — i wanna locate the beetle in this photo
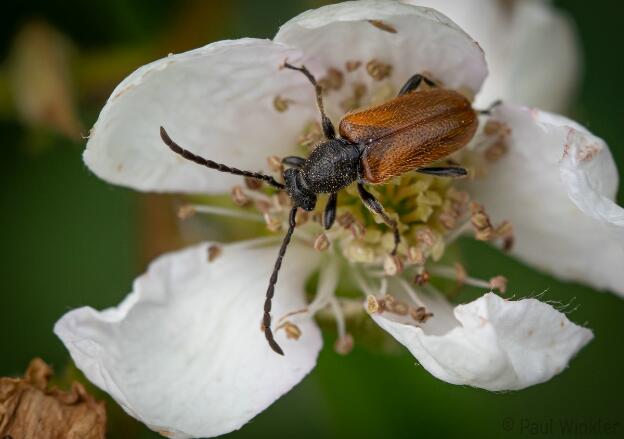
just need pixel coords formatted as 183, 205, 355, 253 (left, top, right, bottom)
159, 62, 485, 355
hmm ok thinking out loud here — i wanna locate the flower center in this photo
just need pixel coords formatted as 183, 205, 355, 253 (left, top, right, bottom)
177, 65, 514, 354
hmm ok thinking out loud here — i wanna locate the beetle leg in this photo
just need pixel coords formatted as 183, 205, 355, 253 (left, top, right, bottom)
416, 166, 468, 178
398, 73, 437, 96
283, 62, 336, 139
478, 99, 502, 115
357, 183, 400, 255
282, 156, 306, 168
324, 192, 338, 230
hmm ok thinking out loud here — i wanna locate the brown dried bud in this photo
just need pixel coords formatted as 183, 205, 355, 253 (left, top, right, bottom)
334, 333, 354, 355
0, 358, 106, 439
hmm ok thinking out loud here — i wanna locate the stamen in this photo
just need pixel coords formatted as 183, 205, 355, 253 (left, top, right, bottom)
308, 260, 340, 315
429, 265, 507, 292
180, 204, 264, 222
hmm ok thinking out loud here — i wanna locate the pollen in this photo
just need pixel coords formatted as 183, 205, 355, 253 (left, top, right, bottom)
366, 59, 393, 81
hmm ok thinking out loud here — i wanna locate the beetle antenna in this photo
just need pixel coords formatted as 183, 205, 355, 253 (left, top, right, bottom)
160, 127, 285, 189
263, 206, 298, 355
283, 63, 335, 139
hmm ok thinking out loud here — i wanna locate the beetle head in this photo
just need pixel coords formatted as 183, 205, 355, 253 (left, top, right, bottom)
283, 167, 317, 211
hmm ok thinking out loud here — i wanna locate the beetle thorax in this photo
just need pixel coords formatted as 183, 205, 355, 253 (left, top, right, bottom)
300, 139, 361, 194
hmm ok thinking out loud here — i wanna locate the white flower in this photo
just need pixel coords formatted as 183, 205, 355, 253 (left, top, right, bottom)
53, 1, 617, 438
402, 0, 580, 113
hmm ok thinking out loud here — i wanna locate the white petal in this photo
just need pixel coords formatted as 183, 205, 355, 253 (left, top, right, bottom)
54, 242, 322, 438
275, 0, 487, 107
403, 0, 580, 112
370, 291, 593, 391
84, 39, 316, 193
469, 104, 624, 296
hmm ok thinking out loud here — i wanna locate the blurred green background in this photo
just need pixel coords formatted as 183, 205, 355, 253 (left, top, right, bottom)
1, 1, 623, 438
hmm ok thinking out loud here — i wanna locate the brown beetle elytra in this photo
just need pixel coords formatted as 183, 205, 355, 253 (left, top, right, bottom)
160, 63, 489, 355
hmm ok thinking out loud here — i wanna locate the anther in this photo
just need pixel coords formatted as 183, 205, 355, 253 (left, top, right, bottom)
263, 213, 282, 232
177, 204, 196, 220
489, 276, 508, 293
273, 95, 292, 112
318, 68, 344, 93
231, 185, 250, 206
267, 156, 284, 173
414, 270, 430, 286
345, 60, 362, 72
384, 254, 404, 276
245, 176, 264, 190
277, 321, 302, 340
366, 59, 393, 81
407, 246, 425, 265
366, 295, 380, 314
207, 244, 222, 262
314, 233, 331, 252
334, 333, 354, 355
410, 306, 433, 323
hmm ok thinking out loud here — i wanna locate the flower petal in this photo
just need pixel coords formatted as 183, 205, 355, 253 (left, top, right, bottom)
275, 0, 487, 106
84, 39, 316, 193
469, 104, 624, 296
404, 0, 579, 112
54, 242, 321, 438
369, 291, 593, 391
